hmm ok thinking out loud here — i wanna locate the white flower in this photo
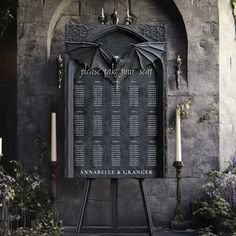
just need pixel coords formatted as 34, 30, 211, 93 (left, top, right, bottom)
31, 180, 41, 189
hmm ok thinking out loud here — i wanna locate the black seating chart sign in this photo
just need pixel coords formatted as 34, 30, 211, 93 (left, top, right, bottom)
65, 25, 166, 178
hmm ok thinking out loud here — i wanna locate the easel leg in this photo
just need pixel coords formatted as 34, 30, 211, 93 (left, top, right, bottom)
139, 179, 155, 236
76, 178, 92, 236
111, 178, 118, 229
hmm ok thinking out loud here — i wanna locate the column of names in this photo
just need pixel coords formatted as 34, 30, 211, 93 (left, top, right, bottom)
75, 142, 85, 166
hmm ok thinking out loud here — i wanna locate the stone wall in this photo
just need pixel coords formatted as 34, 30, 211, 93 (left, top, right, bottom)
17, 0, 219, 227
219, 0, 236, 170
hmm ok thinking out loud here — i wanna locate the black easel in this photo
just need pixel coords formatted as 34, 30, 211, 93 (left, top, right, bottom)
76, 178, 155, 236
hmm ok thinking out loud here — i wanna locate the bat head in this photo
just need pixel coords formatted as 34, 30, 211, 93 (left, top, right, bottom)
112, 55, 120, 65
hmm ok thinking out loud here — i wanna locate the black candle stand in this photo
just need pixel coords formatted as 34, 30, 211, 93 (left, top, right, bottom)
50, 161, 57, 201
171, 161, 188, 230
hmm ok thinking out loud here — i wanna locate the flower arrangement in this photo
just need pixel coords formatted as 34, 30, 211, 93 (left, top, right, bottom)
193, 156, 236, 236
0, 166, 15, 202
0, 161, 62, 235
0, 135, 62, 235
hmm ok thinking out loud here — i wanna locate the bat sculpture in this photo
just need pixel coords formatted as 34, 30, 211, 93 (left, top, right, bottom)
66, 41, 165, 85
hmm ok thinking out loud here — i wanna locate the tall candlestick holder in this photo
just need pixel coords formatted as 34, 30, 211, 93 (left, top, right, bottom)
98, 8, 106, 24
171, 161, 188, 230
98, 14, 106, 24
0, 154, 3, 161
124, 9, 132, 25
50, 161, 57, 202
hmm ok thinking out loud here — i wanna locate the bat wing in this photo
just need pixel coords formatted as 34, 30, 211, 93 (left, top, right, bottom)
116, 42, 165, 83
66, 42, 113, 80
126, 42, 165, 70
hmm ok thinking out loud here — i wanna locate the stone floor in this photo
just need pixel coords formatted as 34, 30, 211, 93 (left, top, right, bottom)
62, 228, 198, 236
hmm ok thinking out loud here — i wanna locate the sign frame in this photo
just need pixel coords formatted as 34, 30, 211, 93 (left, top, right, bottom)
65, 24, 167, 179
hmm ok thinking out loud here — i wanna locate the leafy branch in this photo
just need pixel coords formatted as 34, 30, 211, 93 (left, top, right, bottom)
0, 8, 14, 38
177, 97, 194, 120
198, 102, 218, 123
168, 97, 194, 133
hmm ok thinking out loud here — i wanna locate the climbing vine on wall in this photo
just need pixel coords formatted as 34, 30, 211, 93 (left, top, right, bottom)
168, 97, 194, 134
178, 97, 194, 120
198, 102, 219, 123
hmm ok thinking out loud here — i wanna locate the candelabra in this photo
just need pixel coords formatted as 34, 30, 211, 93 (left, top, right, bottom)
98, 8, 106, 24
98, 8, 133, 25
50, 161, 57, 201
98, 15, 106, 25
125, 9, 132, 25
171, 161, 188, 230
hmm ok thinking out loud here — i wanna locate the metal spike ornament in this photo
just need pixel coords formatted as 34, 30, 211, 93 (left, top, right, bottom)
111, 9, 119, 25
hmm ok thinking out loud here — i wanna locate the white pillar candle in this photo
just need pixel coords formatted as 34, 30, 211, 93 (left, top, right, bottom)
101, 8, 105, 18
51, 113, 57, 162
0, 138, 2, 155
176, 107, 182, 162
126, 8, 130, 17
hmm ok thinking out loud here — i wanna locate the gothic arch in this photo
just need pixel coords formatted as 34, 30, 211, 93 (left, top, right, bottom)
47, 0, 73, 59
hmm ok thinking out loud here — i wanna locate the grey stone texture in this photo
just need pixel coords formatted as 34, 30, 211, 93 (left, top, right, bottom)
17, 0, 221, 229
219, 0, 236, 170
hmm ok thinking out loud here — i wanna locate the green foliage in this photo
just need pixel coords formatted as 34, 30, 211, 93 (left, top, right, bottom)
193, 168, 236, 236
177, 97, 194, 120
9, 160, 52, 214
0, 166, 15, 202
194, 196, 236, 235
28, 211, 62, 235
1, 160, 62, 235
194, 195, 231, 223
168, 97, 194, 133
0, 8, 14, 38
12, 212, 62, 236
199, 226, 217, 236
199, 103, 218, 123
0, 134, 61, 235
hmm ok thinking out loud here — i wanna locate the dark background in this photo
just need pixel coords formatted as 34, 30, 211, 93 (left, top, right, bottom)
0, 0, 17, 170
